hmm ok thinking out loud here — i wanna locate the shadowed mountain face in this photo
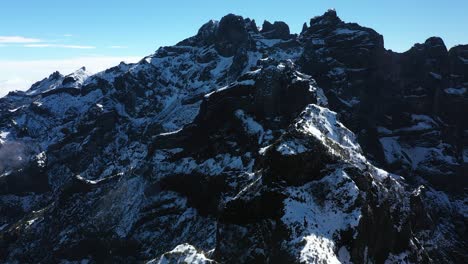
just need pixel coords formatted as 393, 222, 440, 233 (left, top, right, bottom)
0, 10, 466, 263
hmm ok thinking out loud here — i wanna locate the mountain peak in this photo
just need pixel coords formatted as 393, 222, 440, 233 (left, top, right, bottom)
309, 9, 342, 27
1, 11, 466, 264
424, 36, 446, 48
178, 13, 257, 50
324, 8, 338, 17
61, 66, 90, 87
197, 19, 219, 38
49, 71, 62, 79
217, 13, 249, 41
408, 36, 448, 55
260, 20, 291, 40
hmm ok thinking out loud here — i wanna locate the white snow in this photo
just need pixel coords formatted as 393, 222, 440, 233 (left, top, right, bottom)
385, 251, 411, 264
62, 67, 91, 88
276, 140, 307, 155
257, 38, 283, 47
327, 67, 346, 78
377, 126, 392, 135
92, 176, 145, 238
308, 82, 328, 107
234, 109, 264, 143
380, 136, 458, 170
379, 137, 405, 164
96, 103, 104, 110
338, 246, 352, 264
406, 145, 458, 169
337, 97, 360, 108
8, 106, 24, 113
35, 152, 46, 167
0, 131, 9, 140
236, 79, 255, 86
153, 152, 246, 179
429, 72, 442, 80
26, 217, 39, 228
38, 89, 103, 118
311, 39, 325, 45
208, 79, 255, 96
330, 28, 368, 41
394, 114, 437, 132
0, 224, 8, 232
26, 74, 63, 96
297, 104, 361, 153
333, 28, 367, 36
158, 128, 183, 136
444, 87, 466, 95
149, 243, 212, 264
282, 169, 361, 264
210, 56, 233, 77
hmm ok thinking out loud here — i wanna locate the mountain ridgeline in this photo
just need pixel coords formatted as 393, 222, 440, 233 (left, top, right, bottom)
0, 10, 466, 263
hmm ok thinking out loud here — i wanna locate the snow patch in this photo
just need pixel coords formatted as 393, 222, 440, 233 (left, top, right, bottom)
276, 140, 307, 155
235, 109, 264, 143
444, 87, 466, 95
149, 243, 213, 264
333, 28, 368, 36
282, 169, 361, 264
429, 72, 442, 80
297, 104, 361, 152
379, 137, 405, 164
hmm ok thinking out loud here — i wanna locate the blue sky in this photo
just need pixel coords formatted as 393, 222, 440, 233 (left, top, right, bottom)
1, 0, 467, 95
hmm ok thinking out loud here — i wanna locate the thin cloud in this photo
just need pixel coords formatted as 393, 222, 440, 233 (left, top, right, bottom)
0, 56, 142, 96
24, 44, 96, 49
63, 34, 73, 37
0, 36, 42, 43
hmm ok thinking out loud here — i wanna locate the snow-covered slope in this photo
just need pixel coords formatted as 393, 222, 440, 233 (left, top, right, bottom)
0, 10, 466, 263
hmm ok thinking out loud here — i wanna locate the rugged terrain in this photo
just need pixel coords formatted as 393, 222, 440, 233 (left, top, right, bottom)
0, 10, 466, 263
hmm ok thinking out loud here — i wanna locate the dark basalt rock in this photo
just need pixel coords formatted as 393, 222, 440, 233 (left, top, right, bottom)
214, 14, 253, 56
449, 44, 468, 84
0, 10, 466, 264
301, 22, 308, 34
28, 71, 63, 92
0, 153, 49, 195
217, 15, 247, 40
260, 20, 291, 40
307, 9, 342, 32
260, 135, 336, 186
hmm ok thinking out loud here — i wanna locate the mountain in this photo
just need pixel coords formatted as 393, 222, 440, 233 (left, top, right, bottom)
0, 10, 466, 263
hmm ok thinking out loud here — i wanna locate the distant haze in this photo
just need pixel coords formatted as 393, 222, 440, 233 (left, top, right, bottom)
0, 56, 141, 96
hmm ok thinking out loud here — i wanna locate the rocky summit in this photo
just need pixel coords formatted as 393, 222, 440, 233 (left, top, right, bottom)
0, 10, 466, 264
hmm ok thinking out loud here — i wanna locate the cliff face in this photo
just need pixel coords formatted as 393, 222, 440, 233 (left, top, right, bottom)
0, 10, 466, 263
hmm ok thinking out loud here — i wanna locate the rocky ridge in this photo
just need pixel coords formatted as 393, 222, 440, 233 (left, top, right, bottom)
0, 10, 466, 263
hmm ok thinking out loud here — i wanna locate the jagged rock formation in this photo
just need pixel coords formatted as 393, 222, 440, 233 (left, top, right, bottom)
0, 10, 466, 263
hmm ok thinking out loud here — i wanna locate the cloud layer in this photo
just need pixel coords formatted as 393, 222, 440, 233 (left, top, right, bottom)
0, 56, 141, 96
0, 35, 101, 49
0, 35, 136, 96
24, 44, 96, 49
0, 36, 42, 43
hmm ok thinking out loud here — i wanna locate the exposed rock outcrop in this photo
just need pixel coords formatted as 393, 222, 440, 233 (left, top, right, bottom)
0, 10, 466, 264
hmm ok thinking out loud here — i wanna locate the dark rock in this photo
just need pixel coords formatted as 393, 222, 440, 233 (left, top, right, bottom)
301, 22, 308, 33
0, 10, 466, 264
214, 14, 253, 56
261, 21, 291, 40
0, 152, 49, 195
